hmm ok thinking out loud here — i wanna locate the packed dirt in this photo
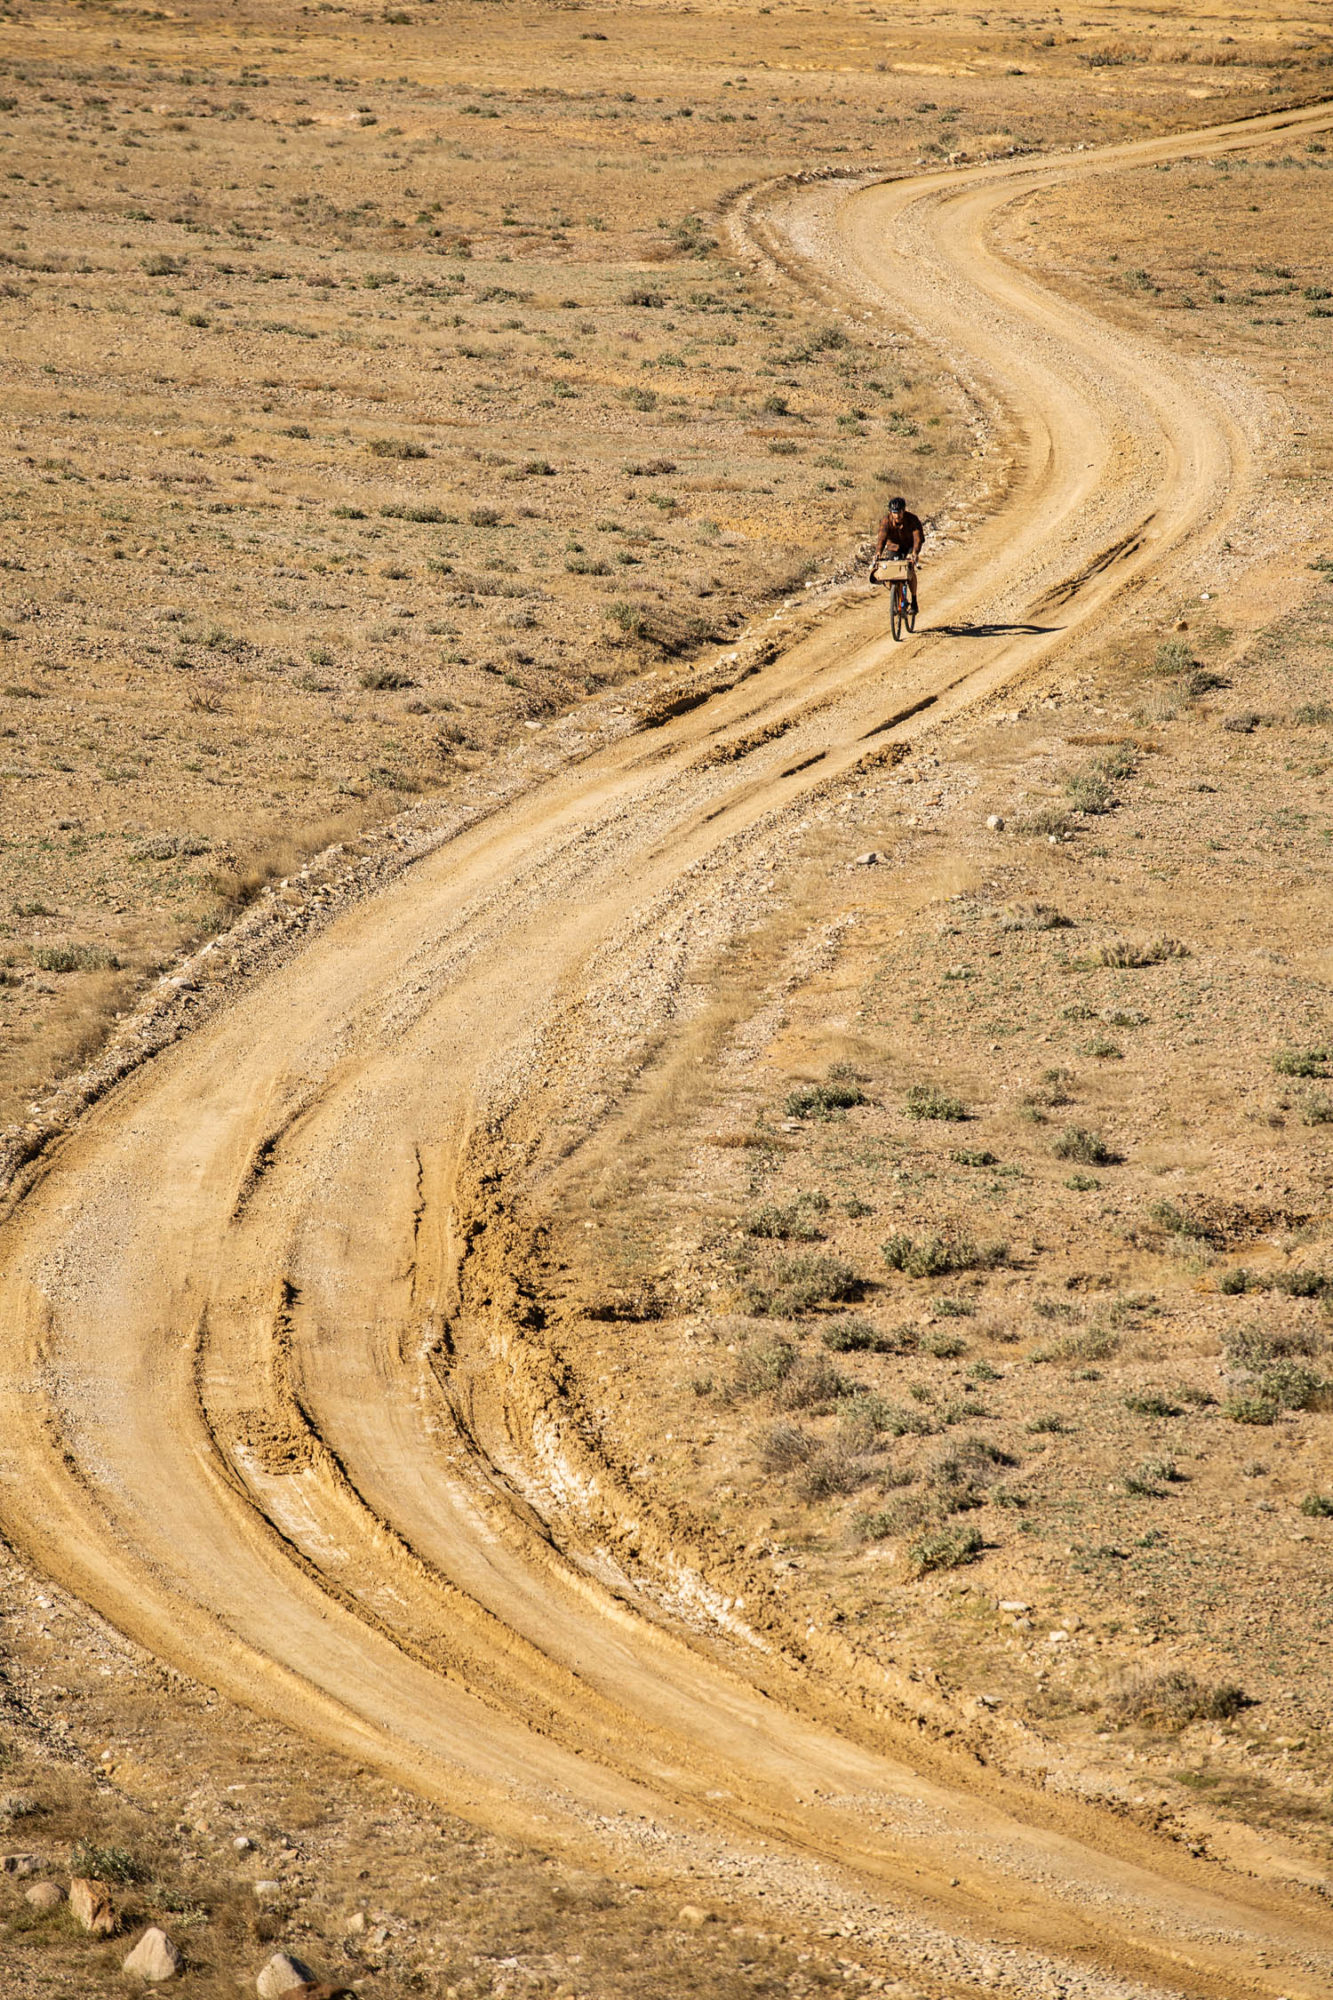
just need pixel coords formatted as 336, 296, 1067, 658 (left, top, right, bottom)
2, 3, 1333, 1998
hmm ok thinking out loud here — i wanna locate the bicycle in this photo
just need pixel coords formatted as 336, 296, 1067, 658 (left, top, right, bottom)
869, 558, 917, 641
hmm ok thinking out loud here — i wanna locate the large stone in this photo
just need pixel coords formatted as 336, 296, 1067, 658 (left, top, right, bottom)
25, 1880, 66, 1910
122, 1926, 184, 1982
0, 1852, 41, 1876
69, 1875, 117, 1935
256, 1952, 316, 2000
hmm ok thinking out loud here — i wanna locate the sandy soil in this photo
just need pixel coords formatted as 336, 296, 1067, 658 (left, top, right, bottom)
3, 5, 1333, 1999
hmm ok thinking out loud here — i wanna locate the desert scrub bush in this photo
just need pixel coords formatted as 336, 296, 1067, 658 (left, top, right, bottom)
744, 1254, 864, 1318
927, 1436, 1015, 1504
728, 1340, 796, 1398
759, 1422, 814, 1475
773, 1352, 854, 1414
1147, 1199, 1217, 1244
1026, 1411, 1069, 1434
131, 833, 209, 862
1297, 1092, 1333, 1126
1016, 802, 1074, 838
1124, 1455, 1181, 1496
998, 901, 1070, 932
1222, 1390, 1282, 1425
855, 1491, 937, 1542
1030, 1324, 1119, 1366
908, 1523, 983, 1576
904, 1083, 968, 1121
744, 1199, 824, 1242
794, 1446, 867, 1503
821, 1316, 909, 1354
1125, 1391, 1180, 1417
202, 623, 246, 656
1077, 937, 1189, 970
1273, 1046, 1330, 1078
1299, 1492, 1333, 1519
920, 1329, 967, 1359
935, 1294, 976, 1318
1152, 638, 1195, 676
368, 437, 427, 459
1107, 1671, 1245, 1730
784, 1073, 867, 1120
33, 943, 119, 973
1052, 1126, 1117, 1166
881, 1233, 1007, 1278
69, 1840, 146, 1884
359, 666, 414, 691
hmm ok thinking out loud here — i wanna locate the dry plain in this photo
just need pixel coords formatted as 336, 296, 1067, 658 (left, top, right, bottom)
1, 1, 1333, 1997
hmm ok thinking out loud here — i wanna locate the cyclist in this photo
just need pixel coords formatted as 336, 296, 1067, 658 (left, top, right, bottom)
869, 496, 924, 616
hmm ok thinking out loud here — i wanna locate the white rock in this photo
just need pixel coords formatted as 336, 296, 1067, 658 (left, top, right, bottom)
122, 1926, 184, 1982
998, 1600, 1030, 1613
853, 851, 881, 866
986, 814, 1005, 831
252, 1879, 284, 1901
256, 1950, 317, 1999
25, 1880, 66, 1909
234, 1835, 253, 1852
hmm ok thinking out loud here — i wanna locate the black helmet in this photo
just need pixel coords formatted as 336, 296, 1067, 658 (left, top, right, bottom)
889, 495, 906, 510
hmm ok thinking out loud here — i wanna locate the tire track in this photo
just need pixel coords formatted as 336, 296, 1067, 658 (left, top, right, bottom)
3, 102, 1333, 2000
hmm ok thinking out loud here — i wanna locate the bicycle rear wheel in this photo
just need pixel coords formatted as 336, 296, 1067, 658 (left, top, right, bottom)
890, 583, 904, 642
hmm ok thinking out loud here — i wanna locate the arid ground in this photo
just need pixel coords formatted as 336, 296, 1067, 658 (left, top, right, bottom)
1, 1, 1332, 1996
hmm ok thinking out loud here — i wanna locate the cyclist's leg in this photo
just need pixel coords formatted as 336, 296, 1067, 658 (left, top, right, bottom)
907, 557, 919, 614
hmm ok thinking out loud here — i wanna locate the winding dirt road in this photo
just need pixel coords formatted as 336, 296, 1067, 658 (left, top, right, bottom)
5, 101, 1333, 2000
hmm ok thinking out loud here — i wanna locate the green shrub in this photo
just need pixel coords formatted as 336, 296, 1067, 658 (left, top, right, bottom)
33, 944, 119, 973
908, 1524, 983, 1575
359, 666, 414, 691
745, 1254, 864, 1318
745, 1201, 823, 1242
1124, 1455, 1180, 1495
1223, 1392, 1280, 1426
1273, 1046, 1329, 1078
821, 1316, 899, 1353
1125, 1392, 1180, 1417
1052, 1127, 1116, 1166
1153, 639, 1195, 676
1300, 1492, 1333, 1518
729, 1340, 797, 1396
368, 437, 427, 458
905, 1084, 968, 1121
1147, 1200, 1213, 1242
70, 1841, 145, 1884
785, 1078, 867, 1119
881, 1233, 1005, 1278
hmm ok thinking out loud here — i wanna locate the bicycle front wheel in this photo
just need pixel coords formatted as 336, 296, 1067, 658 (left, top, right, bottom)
890, 584, 904, 642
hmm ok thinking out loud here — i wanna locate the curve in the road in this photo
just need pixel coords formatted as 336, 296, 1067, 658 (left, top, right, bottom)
4, 100, 1333, 2000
